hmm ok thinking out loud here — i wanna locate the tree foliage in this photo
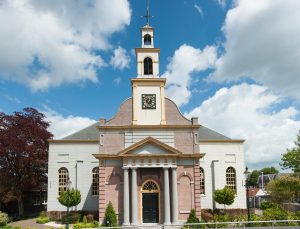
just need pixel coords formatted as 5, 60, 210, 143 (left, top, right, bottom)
265, 174, 300, 204
102, 201, 118, 227
0, 108, 53, 215
248, 167, 279, 187
281, 131, 300, 173
213, 187, 235, 210
58, 188, 81, 208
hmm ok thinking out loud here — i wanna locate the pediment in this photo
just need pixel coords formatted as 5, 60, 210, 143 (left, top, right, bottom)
118, 137, 183, 156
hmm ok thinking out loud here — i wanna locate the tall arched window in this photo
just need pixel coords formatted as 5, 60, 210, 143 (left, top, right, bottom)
144, 34, 151, 45
92, 167, 99, 196
144, 57, 153, 75
226, 167, 236, 193
58, 167, 69, 194
200, 167, 205, 194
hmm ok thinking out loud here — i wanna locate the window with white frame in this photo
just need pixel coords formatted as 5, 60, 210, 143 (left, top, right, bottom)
200, 167, 205, 194
226, 167, 236, 193
92, 167, 99, 196
58, 167, 69, 194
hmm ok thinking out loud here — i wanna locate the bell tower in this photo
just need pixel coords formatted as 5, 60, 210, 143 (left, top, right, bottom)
132, 1, 166, 125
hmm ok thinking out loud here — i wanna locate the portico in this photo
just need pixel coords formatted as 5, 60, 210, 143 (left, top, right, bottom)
94, 136, 202, 225
122, 166, 178, 225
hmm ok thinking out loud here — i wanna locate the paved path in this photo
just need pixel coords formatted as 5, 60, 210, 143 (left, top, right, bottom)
9, 218, 64, 229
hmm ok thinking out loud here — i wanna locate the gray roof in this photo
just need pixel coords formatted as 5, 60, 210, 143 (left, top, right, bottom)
61, 122, 230, 141
62, 122, 99, 140
198, 125, 231, 140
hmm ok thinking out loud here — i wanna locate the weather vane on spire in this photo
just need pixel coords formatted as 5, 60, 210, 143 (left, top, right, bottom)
142, 0, 154, 26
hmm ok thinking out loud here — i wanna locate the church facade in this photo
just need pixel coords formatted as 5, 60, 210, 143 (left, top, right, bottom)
47, 22, 247, 225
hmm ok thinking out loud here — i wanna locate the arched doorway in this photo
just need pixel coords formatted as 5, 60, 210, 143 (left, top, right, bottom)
141, 180, 159, 223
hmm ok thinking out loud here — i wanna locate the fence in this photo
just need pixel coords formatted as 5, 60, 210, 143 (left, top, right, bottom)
83, 220, 300, 228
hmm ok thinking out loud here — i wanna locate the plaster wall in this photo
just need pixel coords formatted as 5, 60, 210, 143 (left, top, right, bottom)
136, 86, 161, 125
199, 142, 247, 209
47, 143, 99, 211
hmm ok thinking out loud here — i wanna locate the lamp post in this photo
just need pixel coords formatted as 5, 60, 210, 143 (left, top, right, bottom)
244, 167, 251, 226
66, 178, 72, 229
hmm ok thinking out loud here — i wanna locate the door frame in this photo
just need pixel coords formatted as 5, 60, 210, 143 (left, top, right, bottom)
140, 180, 160, 223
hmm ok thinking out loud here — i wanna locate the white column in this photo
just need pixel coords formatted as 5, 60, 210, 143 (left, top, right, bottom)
171, 168, 178, 224
131, 168, 138, 225
163, 167, 171, 225
123, 168, 130, 225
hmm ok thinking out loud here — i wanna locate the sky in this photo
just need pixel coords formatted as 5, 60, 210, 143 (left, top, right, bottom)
1, 0, 300, 170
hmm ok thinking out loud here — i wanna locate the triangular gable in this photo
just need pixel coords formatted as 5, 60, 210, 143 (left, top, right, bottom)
118, 137, 183, 156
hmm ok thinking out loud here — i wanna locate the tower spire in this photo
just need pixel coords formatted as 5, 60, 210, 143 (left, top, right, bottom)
143, 0, 154, 26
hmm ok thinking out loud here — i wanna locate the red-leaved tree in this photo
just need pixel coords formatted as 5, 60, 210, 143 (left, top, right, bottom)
0, 108, 53, 215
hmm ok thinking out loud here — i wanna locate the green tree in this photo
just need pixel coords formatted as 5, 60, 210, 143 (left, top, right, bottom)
213, 187, 235, 211
260, 167, 279, 175
265, 174, 300, 204
248, 167, 279, 187
58, 188, 81, 207
281, 131, 300, 172
248, 170, 260, 186
102, 201, 118, 227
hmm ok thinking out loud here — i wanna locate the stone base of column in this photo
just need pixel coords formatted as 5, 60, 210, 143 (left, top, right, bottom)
164, 222, 171, 226
122, 223, 130, 226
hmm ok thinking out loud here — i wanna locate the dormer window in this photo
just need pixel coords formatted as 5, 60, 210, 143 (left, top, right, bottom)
144, 57, 153, 75
144, 34, 151, 46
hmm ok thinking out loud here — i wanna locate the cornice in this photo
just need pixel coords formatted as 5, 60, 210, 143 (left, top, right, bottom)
93, 153, 204, 160
199, 139, 245, 143
131, 78, 166, 83
135, 48, 160, 53
96, 124, 200, 130
117, 136, 183, 156
48, 139, 99, 143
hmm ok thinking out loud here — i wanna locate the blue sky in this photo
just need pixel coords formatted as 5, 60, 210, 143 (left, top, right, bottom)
1, 0, 300, 170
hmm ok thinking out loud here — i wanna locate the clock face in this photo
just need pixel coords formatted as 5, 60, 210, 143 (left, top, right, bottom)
142, 94, 156, 109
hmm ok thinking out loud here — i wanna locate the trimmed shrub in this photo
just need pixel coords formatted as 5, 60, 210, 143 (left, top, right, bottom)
187, 209, 200, 224
36, 217, 50, 224
82, 215, 87, 224
0, 211, 9, 227
102, 201, 118, 227
260, 201, 278, 210
185, 209, 205, 228
61, 212, 80, 224
73, 221, 99, 229
39, 211, 47, 218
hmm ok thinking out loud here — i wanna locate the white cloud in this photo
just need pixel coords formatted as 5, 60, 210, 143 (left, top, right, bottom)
194, 4, 204, 17
0, 0, 131, 91
217, 0, 227, 8
113, 77, 121, 86
186, 83, 300, 169
162, 44, 217, 107
211, 0, 300, 99
44, 108, 96, 139
110, 46, 131, 70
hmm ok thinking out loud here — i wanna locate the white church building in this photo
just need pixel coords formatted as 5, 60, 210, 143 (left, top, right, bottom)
47, 14, 247, 225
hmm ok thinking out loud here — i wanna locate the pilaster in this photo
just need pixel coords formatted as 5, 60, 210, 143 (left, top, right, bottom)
99, 161, 106, 222
193, 161, 201, 218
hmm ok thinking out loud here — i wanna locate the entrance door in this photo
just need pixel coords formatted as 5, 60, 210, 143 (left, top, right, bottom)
142, 193, 159, 223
